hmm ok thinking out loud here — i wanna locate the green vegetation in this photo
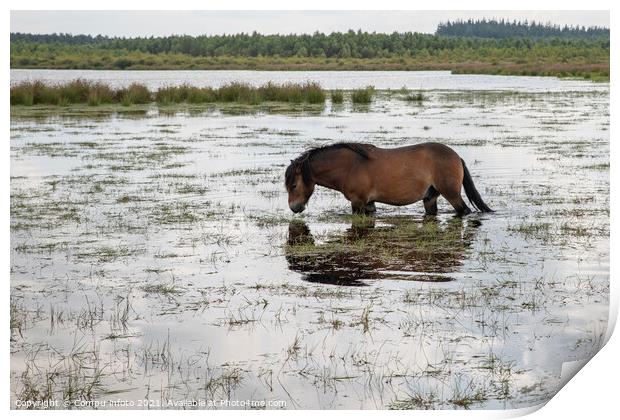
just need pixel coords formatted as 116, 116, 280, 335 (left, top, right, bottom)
10, 26, 609, 79
10, 80, 325, 106
155, 81, 324, 105
351, 86, 374, 104
331, 90, 344, 104
140, 283, 183, 295
10, 80, 152, 106
119, 84, 151, 105
405, 91, 425, 102
436, 19, 609, 39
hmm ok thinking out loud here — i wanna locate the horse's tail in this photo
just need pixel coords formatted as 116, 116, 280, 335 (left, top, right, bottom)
461, 159, 493, 212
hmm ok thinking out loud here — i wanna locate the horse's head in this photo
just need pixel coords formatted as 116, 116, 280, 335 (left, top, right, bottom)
285, 158, 315, 213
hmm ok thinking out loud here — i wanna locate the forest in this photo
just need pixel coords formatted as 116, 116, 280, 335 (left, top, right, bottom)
10, 20, 610, 79
436, 19, 609, 39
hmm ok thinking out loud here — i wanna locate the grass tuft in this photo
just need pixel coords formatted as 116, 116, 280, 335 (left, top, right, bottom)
351, 86, 374, 104
331, 90, 344, 104
405, 91, 426, 102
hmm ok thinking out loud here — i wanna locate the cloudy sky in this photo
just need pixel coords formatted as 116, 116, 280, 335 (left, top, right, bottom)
11, 10, 609, 37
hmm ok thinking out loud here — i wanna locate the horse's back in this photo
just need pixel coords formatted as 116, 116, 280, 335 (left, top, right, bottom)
372, 142, 461, 175
378, 142, 459, 159
362, 143, 463, 205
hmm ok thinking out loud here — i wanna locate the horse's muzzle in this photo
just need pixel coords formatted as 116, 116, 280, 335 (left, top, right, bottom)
289, 203, 306, 213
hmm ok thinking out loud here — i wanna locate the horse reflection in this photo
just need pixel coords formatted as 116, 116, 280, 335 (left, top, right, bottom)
286, 217, 480, 286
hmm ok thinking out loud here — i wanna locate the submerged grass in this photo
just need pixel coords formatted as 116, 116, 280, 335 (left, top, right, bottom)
11, 80, 326, 106
405, 91, 426, 102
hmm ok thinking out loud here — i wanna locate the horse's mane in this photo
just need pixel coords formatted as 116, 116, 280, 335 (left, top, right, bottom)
285, 142, 373, 189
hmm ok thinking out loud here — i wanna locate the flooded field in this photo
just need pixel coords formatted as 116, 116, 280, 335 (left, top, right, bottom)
10, 72, 609, 409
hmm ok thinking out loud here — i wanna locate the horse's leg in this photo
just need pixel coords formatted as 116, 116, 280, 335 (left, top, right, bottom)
433, 162, 471, 217
364, 202, 376, 214
443, 192, 471, 217
350, 197, 369, 215
423, 186, 440, 216
351, 201, 365, 215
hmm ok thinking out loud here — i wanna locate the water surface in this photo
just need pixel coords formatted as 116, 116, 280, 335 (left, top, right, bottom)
10, 71, 609, 410
11, 69, 608, 92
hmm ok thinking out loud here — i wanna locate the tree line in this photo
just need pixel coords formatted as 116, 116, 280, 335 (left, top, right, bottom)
436, 19, 609, 39
10, 20, 609, 60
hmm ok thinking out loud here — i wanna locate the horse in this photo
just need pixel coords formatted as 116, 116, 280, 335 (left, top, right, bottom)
284, 142, 492, 216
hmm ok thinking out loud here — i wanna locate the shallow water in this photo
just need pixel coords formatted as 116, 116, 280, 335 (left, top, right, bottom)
10, 72, 609, 409
10, 68, 608, 92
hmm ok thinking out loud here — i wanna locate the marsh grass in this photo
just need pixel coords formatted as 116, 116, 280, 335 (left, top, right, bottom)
390, 392, 438, 410
203, 367, 245, 399
12, 80, 327, 106
331, 90, 344, 104
118, 83, 151, 105
351, 86, 375, 104
11, 80, 151, 106
405, 91, 426, 102
141, 283, 183, 295
17, 340, 105, 404
156, 85, 216, 105
10, 300, 25, 338
257, 82, 325, 104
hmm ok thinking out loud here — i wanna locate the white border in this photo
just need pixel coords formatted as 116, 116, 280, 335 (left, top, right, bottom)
3, 2, 616, 419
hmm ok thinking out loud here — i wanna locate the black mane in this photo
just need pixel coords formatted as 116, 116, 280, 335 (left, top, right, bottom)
285, 143, 373, 189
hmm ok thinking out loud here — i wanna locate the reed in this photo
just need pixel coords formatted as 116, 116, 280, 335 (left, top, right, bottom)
351, 86, 374, 104
217, 82, 260, 104
11, 79, 327, 106
11, 80, 152, 106
117, 83, 151, 105
331, 90, 344, 104
405, 91, 426, 102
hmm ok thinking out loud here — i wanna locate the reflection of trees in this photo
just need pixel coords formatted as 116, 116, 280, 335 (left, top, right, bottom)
286, 217, 480, 286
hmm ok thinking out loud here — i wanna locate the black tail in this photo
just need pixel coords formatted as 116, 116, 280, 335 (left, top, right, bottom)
461, 159, 493, 212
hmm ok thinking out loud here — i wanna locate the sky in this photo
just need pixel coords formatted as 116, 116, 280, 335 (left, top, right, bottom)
10, 10, 610, 37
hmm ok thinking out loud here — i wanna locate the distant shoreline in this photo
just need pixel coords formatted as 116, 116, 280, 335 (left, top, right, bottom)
12, 24, 609, 81
9, 59, 609, 81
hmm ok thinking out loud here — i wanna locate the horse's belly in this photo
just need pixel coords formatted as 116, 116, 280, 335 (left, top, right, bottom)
366, 156, 431, 205
376, 196, 423, 206
372, 187, 426, 206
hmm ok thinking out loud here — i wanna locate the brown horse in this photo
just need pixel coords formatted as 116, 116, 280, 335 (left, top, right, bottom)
285, 142, 492, 216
